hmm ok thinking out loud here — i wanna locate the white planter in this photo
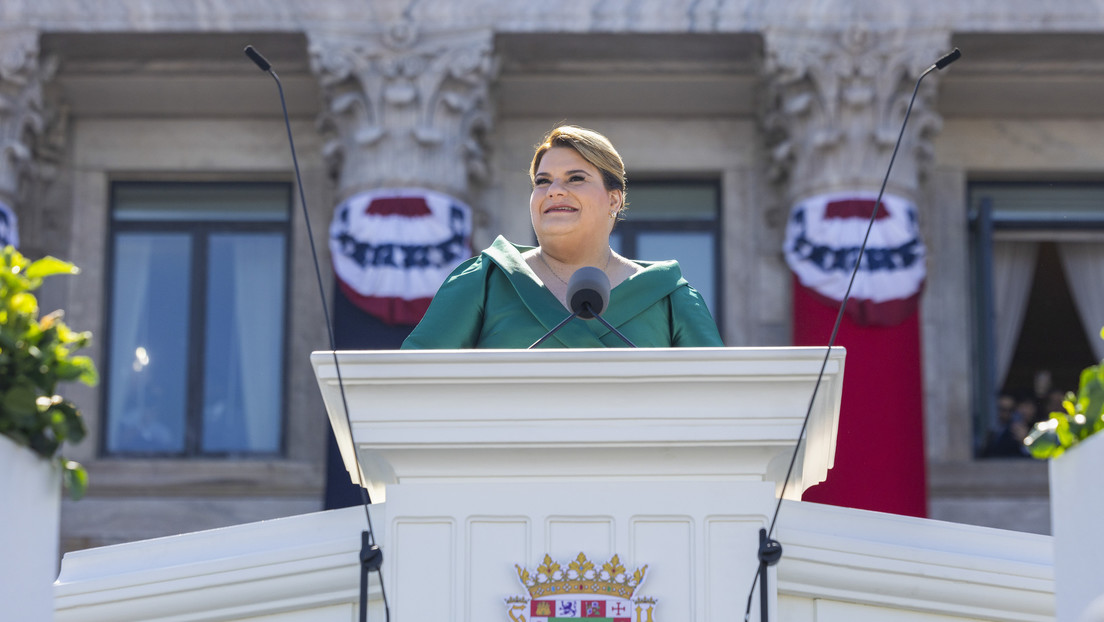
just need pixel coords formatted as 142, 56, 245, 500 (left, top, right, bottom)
0, 433, 61, 622
1050, 431, 1104, 622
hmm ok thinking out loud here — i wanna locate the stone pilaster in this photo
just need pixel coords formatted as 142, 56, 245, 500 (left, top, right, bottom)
309, 22, 497, 202
0, 29, 60, 212
762, 26, 951, 203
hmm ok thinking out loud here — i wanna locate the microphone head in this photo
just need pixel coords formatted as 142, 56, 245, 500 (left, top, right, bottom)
244, 45, 272, 72
934, 47, 961, 70
567, 266, 610, 319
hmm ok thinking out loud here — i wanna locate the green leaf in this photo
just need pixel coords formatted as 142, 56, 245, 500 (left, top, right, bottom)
69, 355, 98, 386
1024, 421, 1064, 459
53, 359, 84, 382
2, 382, 38, 417
0, 247, 96, 497
8, 292, 38, 315
1054, 415, 1076, 448
25, 256, 78, 280
1082, 365, 1104, 427
29, 432, 59, 460
49, 400, 86, 445
60, 459, 88, 501
1068, 413, 1094, 441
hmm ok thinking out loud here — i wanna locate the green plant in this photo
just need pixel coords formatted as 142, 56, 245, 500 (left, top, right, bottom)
1024, 327, 1104, 460
0, 245, 97, 499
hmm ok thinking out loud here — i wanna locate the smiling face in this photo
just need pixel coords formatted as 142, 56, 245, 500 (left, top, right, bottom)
530, 147, 622, 249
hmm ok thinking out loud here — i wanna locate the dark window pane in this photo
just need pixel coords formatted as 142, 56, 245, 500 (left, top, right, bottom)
969, 183, 1104, 225
626, 183, 717, 220
114, 183, 290, 222
637, 231, 716, 314
201, 233, 287, 453
105, 233, 192, 454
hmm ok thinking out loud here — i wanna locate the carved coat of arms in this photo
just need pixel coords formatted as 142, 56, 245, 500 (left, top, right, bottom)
506, 553, 657, 621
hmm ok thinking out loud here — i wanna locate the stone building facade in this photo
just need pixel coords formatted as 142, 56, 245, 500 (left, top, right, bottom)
4, 0, 1103, 552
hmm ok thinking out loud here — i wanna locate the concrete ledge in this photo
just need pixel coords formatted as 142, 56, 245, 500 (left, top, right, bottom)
777, 500, 1054, 621
55, 506, 386, 622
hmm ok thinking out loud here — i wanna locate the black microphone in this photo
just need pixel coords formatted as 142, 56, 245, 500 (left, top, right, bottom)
932, 47, 961, 71
568, 266, 610, 318
529, 266, 636, 348
243, 45, 271, 72
244, 44, 390, 622
742, 47, 962, 622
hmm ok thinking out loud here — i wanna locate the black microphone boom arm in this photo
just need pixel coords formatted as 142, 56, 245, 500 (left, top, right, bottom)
528, 267, 637, 348
244, 43, 391, 622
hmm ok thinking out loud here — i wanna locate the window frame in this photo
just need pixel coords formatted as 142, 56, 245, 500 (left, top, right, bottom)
968, 180, 1104, 454
101, 180, 294, 459
612, 177, 724, 331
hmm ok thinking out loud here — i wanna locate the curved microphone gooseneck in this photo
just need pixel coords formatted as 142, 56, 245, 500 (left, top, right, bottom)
529, 266, 637, 348
742, 47, 961, 622
244, 45, 391, 622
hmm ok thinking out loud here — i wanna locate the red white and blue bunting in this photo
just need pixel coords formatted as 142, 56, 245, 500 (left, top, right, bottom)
783, 191, 925, 326
788, 191, 928, 518
330, 188, 472, 326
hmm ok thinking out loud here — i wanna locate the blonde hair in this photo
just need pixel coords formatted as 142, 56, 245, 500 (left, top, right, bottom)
530, 125, 627, 212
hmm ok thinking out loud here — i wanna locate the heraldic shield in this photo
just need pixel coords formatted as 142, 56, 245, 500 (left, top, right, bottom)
506, 553, 657, 622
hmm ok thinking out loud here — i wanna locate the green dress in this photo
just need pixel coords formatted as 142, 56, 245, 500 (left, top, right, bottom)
401, 236, 723, 349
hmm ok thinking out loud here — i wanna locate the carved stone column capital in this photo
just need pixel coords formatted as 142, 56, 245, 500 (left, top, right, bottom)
762, 26, 951, 202
309, 23, 497, 201
0, 29, 61, 208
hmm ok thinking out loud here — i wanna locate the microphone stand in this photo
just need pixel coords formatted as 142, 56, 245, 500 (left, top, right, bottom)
530, 267, 636, 348
244, 44, 390, 622
529, 311, 581, 348
742, 47, 961, 622
586, 303, 637, 348
528, 302, 637, 349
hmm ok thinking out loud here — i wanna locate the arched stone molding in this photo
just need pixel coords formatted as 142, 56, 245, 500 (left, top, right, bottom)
308, 22, 497, 203
762, 26, 952, 203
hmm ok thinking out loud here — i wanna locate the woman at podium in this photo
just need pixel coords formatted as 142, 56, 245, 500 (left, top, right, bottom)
401, 125, 722, 349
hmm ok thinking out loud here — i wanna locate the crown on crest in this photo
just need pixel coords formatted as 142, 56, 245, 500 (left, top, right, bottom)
515, 553, 648, 600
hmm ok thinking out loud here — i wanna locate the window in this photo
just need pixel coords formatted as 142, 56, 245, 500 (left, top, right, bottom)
103, 182, 292, 456
969, 182, 1104, 458
610, 180, 722, 325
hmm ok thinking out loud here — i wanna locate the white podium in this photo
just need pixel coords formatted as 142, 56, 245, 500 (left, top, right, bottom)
51, 346, 1053, 622
311, 347, 844, 622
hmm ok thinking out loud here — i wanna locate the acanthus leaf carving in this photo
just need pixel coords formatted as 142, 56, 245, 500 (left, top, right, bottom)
762, 26, 950, 202
309, 22, 497, 199
0, 30, 63, 207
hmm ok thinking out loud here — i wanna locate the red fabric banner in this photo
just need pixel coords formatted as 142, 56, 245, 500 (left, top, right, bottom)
794, 274, 927, 517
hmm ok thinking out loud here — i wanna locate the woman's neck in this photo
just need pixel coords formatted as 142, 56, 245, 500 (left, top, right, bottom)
537, 236, 611, 270
523, 238, 641, 305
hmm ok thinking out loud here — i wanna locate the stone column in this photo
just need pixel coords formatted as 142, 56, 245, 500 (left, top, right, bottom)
308, 23, 498, 501
305, 20, 497, 348
308, 22, 496, 203
0, 29, 60, 249
763, 26, 949, 202
764, 26, 953, 519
